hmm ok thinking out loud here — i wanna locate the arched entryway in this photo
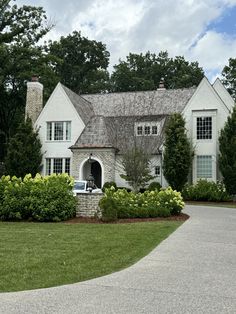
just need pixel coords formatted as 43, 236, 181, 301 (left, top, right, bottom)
81, 158, 102, 188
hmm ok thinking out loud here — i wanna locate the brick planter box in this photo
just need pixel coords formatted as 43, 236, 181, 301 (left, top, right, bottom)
76, 193, 104, 218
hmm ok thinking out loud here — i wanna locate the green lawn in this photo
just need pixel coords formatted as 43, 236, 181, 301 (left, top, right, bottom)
186, 201, 236, 208
0, 221, 182, 292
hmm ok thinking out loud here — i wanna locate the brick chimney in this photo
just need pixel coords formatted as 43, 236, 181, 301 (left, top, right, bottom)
25, 76, 43, 125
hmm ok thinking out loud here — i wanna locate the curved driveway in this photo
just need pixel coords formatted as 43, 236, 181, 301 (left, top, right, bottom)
1, 205, 236, 314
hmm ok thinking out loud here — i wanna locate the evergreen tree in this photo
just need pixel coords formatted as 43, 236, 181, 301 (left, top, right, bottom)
5, 118, 42, 177
219, 106, 236, 195
163, 113, 193, 191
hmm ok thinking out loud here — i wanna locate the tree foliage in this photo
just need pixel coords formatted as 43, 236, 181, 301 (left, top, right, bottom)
5, 118, 42, 177
0, 1, 56, 161
222, 58, 236, 99
48, 31, 110, 94
121, 147, 153, 192
111, 51, 204, 92
163, 113, 193, 191
219, 106, 236, 195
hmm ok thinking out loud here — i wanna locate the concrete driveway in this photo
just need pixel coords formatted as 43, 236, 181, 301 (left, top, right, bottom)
0, 205, 236, 314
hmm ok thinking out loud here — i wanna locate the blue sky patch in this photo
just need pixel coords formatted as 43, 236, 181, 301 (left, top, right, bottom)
208, 6, 236, 36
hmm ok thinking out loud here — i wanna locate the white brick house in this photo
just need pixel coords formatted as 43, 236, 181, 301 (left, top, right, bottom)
25, 76, 234, 188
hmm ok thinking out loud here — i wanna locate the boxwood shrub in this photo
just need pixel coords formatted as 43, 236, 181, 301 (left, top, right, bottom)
0, 174, 77, 222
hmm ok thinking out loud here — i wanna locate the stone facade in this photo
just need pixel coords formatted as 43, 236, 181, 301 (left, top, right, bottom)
76, 193, 103, 217
25, 80, 43, 125
71, 148, 116, 185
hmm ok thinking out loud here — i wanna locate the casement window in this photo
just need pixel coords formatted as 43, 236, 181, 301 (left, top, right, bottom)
136, 122, 160, 136
144, 126, 151, 135
137, 126, 143, 135
196, 117, 212, 140
197, 155, 212, 179
45, 158, 71, 175
46, 121, 71, 141
155, 166, 160, 176
152, 126, 158, 135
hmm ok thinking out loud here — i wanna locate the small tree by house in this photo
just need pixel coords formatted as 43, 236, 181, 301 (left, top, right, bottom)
5, 118, 42, 177
219, 106, 236, 195
121, 146, 153, 192
163, 113, 193, 191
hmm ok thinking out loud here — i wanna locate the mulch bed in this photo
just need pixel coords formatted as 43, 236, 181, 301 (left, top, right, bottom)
65, 213, 189, 224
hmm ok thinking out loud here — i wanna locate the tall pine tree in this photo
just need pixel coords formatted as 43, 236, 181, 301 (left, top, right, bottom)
5, 118, 42, 177
163, 113, 193, 191
219, 106, 236, 195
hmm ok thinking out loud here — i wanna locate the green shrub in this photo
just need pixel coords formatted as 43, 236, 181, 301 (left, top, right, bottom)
103, 186, 184, 219
182, 180, 230, 202
147, 181, 162, 191
99, 196, 118, 222
0, 173, 77, 222
102, 181, 117, 192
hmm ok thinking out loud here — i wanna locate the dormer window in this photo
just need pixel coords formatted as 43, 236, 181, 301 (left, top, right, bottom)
136, 122, 160, 136
46, 121, 71, 141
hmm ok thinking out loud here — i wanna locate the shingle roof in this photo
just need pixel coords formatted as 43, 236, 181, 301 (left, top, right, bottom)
82, 88, 196, 117
72, 116, 113, 149
72, 115, 166, 153
61, 84, 94, 125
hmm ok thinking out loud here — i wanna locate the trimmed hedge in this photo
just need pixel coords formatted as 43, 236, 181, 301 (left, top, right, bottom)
100, 187, 184, 219
182, 180, 230, 202
0, 174, 77, 222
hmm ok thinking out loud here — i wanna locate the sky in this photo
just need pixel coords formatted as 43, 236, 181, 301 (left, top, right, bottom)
16, 0, 236, 81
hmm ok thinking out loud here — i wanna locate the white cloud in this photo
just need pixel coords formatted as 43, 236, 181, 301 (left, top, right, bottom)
15, 0, 236, 80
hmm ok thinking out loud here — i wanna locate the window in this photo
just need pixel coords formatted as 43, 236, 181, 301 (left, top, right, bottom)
137, 126, 143, 135
197, 117, 212, 139
45, 158, 71, 175
136, 122, 160, 136
152, 126, 158, 135
155, 166, 160, 176
46, 158, 51, 175
46, 121, 71, 141
197, 156, 212, 179
144, 126, 150, 135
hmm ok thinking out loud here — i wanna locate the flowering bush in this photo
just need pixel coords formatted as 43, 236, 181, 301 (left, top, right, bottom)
0, 173, 76, 222
182, 180, 230, 202
101, 186, 184, 219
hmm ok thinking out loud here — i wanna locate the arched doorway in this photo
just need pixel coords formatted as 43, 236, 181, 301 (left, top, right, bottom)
81, 158, 102, 188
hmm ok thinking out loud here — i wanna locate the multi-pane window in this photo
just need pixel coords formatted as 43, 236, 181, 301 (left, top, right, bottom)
144, 126, 150, 135
46, 121, 71, 141
137, 126, 143, 135
45, 158, 70, 175
54, 122, 64, 141
197, 155, 212, 179
197, 117, 212, 139
136, 122, 159, 136
152, 126, 158, 135
65, 158, 70, 174
155, 166, 160, 176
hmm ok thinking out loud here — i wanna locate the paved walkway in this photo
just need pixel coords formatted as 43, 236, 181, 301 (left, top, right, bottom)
0, 205, 236, 314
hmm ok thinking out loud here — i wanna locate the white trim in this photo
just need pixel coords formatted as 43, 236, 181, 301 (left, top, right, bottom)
79, 156, 104, 187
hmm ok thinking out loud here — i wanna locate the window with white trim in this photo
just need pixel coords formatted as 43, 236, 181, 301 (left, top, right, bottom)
136, 122, 160, 136
197, 155, 212, 179
45, 158, 71, 175
197, 117, 212, 140
46, 121, 71, 141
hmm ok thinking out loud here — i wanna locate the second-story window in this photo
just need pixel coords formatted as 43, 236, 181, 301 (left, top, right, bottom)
197, 117, 212, 139
46, 121, 71, 141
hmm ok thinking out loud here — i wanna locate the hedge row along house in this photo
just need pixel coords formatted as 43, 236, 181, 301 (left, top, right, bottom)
25, 76, 234, 189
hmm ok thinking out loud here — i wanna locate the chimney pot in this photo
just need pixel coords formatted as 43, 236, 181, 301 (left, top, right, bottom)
31, 75, 39, 82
